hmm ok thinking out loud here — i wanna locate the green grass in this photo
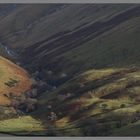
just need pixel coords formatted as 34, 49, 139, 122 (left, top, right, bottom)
111, 120, 140, 136
1, 4, 140, 136
32, 67, 140, 136
0, 116, 45, 135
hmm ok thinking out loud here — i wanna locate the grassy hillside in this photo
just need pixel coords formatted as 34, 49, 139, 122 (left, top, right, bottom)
28, 67, 140, 136
112, 120, 140, 136
61, 14, 140, 70
0, 4, 139, 72
3, 68, 140, 136
0, 4, 135, 48
19, 5, 140, 75
1, 66, 140, 136
0, 4, 140, 136
0, 56, 32, 106
0, 116, 46, 136
0, 56, 45, 135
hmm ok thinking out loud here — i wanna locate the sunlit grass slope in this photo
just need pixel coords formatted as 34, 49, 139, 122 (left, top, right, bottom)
0, 56, 32, 106
33, 67, 140, 136
0, 116, 46, 135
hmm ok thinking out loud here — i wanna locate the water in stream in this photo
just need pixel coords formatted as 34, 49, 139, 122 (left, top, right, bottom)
0, 42, 18, 59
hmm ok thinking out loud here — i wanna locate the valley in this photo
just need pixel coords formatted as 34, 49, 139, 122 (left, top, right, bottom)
0, 3, 140, 136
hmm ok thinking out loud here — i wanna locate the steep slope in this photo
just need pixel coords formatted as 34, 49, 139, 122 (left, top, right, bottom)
0, 4, 139, 72
4, 4, 136, 75
0, 4, 18, 20
0, 4, 67, 48
0, 56, 32, 106
0, 4, 135, 48
18, 4, 140, 88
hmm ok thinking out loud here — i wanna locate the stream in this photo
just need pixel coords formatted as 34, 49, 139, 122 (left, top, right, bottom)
0, 42, 18, 59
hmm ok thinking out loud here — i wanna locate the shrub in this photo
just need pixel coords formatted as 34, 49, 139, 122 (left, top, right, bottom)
101, 103, 108, 110
4, 78, 18, 87
120, 104, 126, 108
